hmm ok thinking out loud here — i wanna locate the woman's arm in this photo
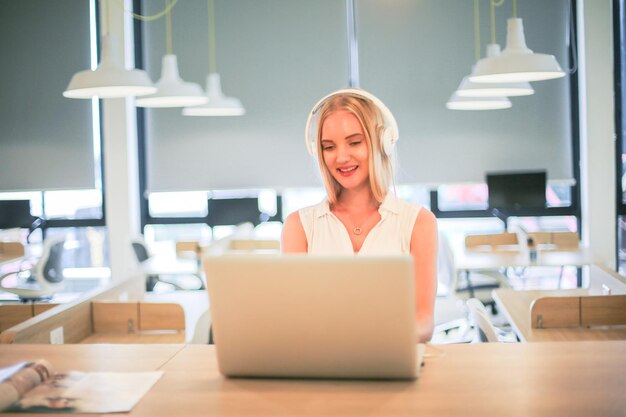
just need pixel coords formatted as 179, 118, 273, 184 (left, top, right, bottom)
410, 208, 438, 342
281, 211, 308, 253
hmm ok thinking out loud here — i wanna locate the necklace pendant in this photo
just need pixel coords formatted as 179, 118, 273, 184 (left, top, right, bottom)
353, 227, 362, 235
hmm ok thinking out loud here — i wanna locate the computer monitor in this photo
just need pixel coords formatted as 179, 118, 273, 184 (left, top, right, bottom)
486, 170, 547, 210
207, 197, 262, 227
0, 200, 36, 229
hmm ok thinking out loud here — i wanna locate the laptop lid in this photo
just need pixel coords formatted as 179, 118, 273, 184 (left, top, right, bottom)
204, 255, 419, 380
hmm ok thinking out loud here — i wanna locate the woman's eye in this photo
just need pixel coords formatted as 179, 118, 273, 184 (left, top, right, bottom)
322, 145, 334, 151
350, 141, 362, 146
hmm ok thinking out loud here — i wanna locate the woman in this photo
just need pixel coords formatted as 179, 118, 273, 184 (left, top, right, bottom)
281, 88, 438, 342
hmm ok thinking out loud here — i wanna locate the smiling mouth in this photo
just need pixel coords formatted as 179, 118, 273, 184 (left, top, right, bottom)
338, 166, 357, 173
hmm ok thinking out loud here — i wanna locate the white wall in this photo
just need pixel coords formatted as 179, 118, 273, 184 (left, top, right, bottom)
102, 2, 142, 280
578, 0, 616, 269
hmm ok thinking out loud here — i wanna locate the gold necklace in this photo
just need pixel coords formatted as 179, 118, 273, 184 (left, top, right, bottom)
348, 207, 379, 235
334, 201, 380, 236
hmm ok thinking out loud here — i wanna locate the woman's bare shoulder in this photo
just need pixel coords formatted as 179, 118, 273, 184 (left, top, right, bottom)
281, 211, 307, 253
411, 206, 437, 242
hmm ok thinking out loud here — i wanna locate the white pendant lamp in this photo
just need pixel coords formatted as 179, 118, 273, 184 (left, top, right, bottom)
456, 45, 534, 97
456, 75, 534, 97
446, 93, 512, 111
470, 17, 566, 83
136, 56, 207, 108
182, 0, 245, 117
448, 0, 515, 110
136, 1, 206, 108
182, 73, 245, 116
63, 33, 156, 99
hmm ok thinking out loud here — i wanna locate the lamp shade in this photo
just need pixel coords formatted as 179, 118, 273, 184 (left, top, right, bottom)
456, 75, 534, 97
446, 93, 512, 110
469, 18, 566, 83
135, 55, 208, 108
182, 73, 245, 116
63, 34, 156, 99
456, 45, 535, 97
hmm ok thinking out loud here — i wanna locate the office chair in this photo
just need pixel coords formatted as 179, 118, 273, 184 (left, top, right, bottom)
466, 298, 500, 343
466, 298, 516, 343
457, 233, 514, 313
190, 309, 214, 344
131, 239, 204, 292
432, 233, 472, 343
0, 237, 66, 300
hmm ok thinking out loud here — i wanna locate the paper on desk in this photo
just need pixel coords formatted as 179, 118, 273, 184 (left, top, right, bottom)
7, 370, 163, 413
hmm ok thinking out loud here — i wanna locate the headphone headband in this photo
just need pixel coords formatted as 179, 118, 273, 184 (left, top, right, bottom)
304, 88, 399, 157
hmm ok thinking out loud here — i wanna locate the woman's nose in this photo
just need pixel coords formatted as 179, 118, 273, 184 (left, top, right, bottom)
336, 145, 350, 162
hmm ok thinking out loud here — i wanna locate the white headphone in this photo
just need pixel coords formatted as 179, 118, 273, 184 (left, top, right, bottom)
304, 88, 399, 158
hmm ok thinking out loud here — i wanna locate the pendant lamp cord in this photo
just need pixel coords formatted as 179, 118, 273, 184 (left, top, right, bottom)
165, 0, 173, 54
208, 0, 217, 73
112, 0, 178, 22
346, 0, 360, 88
474, 0, 480, 62
490, 0, 505, 45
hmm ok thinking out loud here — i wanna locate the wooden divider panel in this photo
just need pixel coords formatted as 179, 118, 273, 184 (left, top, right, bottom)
465, 233, 518, 249
0, 241, 25, 257
0, 275, 143, 344
138, 302, 185, 332
530, 297, 580, 328
528, 231, 579, 249
531, 294, 626, 329
580, 295, 626, 326
33, 304, 59, 315
0, 305, 32, 332
92, 302, 139, 333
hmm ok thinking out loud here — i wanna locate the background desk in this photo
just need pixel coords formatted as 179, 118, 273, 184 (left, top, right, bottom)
141, 256, 200, 276
454, 246, 597, 287
493, 288, 626, 342
1, 342, 624, 417
454, 246, 596, 271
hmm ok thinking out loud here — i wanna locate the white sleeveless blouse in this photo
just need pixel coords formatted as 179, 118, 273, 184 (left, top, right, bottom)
298, 194, 421, 255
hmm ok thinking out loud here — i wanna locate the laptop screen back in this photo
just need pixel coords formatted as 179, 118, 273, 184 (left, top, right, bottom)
204, 255, 418, 380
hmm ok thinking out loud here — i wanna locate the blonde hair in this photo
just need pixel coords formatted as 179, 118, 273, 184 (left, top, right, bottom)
314, 93, 395, 205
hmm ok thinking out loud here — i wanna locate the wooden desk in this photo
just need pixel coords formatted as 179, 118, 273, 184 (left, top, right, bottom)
0, 303, 58, 332
80, 332, 185, 344
454, 244, 597, 288
0, 344, 183, 373
454, 245, 597, 271
1, 342, 624, 417
493, 288, 626, 342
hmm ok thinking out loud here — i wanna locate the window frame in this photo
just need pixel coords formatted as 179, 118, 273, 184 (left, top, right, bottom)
614, 0, 626, 270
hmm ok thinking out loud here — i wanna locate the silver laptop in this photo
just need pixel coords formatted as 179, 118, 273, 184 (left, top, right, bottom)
204, 254, 422, 380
